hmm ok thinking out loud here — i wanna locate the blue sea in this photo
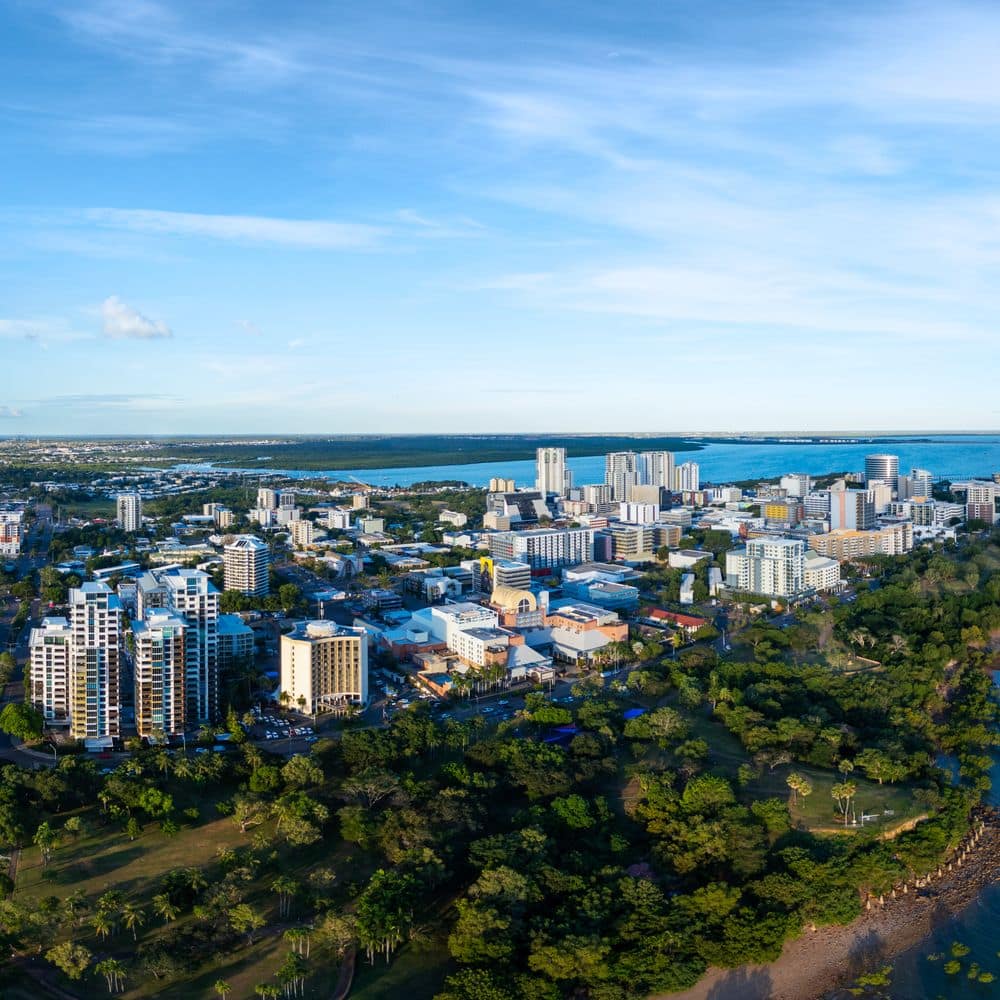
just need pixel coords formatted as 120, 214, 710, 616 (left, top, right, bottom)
176, 434, 1000, 488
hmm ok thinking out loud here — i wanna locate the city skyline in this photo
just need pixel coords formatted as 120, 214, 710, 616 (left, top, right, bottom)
4, 2, 1000, 432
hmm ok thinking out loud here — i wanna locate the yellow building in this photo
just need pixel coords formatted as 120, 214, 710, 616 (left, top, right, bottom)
280, 621, 368, 715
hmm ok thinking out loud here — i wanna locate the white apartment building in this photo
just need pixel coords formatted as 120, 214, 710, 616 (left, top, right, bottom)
0, 510, 24, 556
488, 527, 594, 571
327, 509, 352, 531
439, 509, 468, 527
675, 462, 700, 492
619, 502, 659, 525
536, 447, 571, 496
605, 452, 640, 501
726, 537, 805, 598
257, 487, 279, 509
251, 507, 276, 527
132, 612, 187, 738
67, 582, 122, 742
280, 621, 368, 715
224, 535, 270, 597
638, 451, 675, 490
116, 492, 143, 532
803, 551, 842, 591
29, 616, 73, 726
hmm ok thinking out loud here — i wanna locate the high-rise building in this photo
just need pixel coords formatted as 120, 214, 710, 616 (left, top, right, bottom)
489, 477, 516, 493
29, 616, 73, 727
279, 489, 297, 509
898, 468, 933, 500
280, 621, 368, 716
780, 474, 812, 498
638, 451, 675, 490
725, 537, 804, 598
289, 519, 315, 547
116, 492, 142, 532
965, 481, 997, 524
829, 488, 875, 530
137, 567, 221, 726
488, 527, 594, 571
67, 582, 122, 741
257, 487, 279, 509
865, 454, 899, 491
676, 462, 700, 492
224, 535, 270, 597
536, 447, 570, 496
605, 452, 640, 501
132, 612, 187, 738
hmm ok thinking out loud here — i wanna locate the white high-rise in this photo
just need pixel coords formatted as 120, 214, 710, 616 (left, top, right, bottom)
132, 612, 187, 738
638, 451, 675, 490
676, 462, 701, 492
536, 447, 570, 496
865, 454, 899, 491
225, 535, 270, 597
725, 537, 804, 598
68, 582, 122, 741
29, 617, 73, 727
257, 487, 279, 509
605, 452, 640, 500
116, 492, 142, 532
780, 474, 812, 498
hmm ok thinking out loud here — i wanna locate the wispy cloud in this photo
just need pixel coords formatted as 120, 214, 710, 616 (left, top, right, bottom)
102, 296, 172, 339
0, 406, 23, 418
87, 208, 384, 249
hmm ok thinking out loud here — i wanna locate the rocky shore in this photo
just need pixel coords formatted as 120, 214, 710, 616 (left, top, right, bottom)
662, 809, 1000, 1000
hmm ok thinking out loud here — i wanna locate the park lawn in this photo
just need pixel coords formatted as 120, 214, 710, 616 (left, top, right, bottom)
15, 812, 248, 904
351, 938, 452, 999
748, 763, 923, 834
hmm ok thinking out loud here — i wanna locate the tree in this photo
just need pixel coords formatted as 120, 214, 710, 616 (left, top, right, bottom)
94, 957, 127, 994
831, 781, 857, 825
229, 903, 265, 944
0, 703, 44, 741
272, 875, 299, 919
33, 820, 58, 865
214, 981, 233, 1000
46, 941, 92, 980
122, 902, 146, 940
91, 911, 113, 941
152, 893, 180, 923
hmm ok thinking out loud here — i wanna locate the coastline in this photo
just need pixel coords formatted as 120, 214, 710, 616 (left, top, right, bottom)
661, 810, 1000, 1000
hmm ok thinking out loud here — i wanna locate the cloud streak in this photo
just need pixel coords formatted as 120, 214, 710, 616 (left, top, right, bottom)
102, 296, 172, 339
88, 208, 384, 249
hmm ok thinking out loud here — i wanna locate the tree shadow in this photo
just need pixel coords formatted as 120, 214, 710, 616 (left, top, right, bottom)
845, 926, 887, 980
705, 966, 773, 1000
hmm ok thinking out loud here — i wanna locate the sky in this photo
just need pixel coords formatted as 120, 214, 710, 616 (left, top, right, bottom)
2, 0, 1000, 434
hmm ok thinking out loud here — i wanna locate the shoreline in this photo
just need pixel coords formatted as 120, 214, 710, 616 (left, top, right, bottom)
661, 810, 1000, 1000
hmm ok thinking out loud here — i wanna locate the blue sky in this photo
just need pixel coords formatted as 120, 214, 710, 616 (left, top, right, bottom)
2, 0, 1000, 434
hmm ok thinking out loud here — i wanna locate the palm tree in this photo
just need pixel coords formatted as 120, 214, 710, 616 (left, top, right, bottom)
91, 911, 112, 941
94, 957, 126, 994
786, 772, 804, 805
121, 902, 145, 940
285, 926, 312, 957
272, 875, 299, 919
152, 893, 180, 923
214, 980, 232, 1000
63, 888, 88, 927
184, 867, 208, 895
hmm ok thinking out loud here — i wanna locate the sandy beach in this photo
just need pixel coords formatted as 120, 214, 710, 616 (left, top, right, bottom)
660, 810, 1000, 1000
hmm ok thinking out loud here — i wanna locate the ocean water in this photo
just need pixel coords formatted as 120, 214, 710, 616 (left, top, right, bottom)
175, 434, 1000, 487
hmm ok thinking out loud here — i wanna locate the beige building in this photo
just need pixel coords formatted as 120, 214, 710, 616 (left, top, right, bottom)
289, 519, 315, 548
29, 616, 73, 726
224, 535, 270, 597
280, 621, 368, 715
808, 522, 914, 560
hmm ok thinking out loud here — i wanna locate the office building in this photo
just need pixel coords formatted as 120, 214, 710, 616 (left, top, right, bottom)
68, 582, 122, 742
899, 468, 933, 500
224, 535, 270, 597
492, 559, 532, 591
865, 454, 899, 491
536, 447, 570, 496
132, 612, 187, 738
116, 492, 142, 532
281, 621, 368, 716
609, 522, 655, 560
279, 489, 297, 509
619, 502, 659, 525
29, 616, 73, 726
675, 462, 700, 492
866, 481, 893, 514
327, 510, 352, 530
257, 487, 279, 509
725, 537, 805, 598
488, 527, 594, 571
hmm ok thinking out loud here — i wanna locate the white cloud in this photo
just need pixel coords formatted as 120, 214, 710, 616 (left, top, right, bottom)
101, 296, 172, 339
88, 208, 384, 249
0, 406, 23, 418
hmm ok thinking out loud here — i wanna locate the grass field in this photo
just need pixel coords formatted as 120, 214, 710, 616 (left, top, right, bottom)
351, 940, 452, 999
